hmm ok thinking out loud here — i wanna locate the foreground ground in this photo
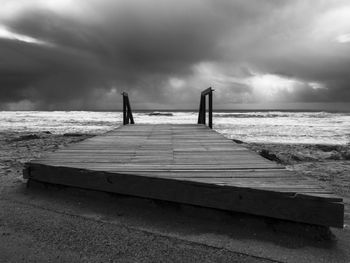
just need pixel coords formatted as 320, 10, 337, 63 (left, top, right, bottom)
0, 131, 349, 262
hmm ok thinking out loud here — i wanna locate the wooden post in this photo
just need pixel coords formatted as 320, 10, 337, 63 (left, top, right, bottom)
126, 97, 134, 124
122, 92, 135, 125
208, 91, 212, 129
197, 87, 213, 128
198, 98, 201, 124
123, 95, 127, 125
202, 95, 206, 125
198, 96, 203, 124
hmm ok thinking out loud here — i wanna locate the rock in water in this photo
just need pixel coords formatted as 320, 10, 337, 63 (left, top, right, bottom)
148, 112, 173, 116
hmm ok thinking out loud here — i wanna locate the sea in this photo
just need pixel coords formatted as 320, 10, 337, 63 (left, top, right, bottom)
1, 111, 349, 145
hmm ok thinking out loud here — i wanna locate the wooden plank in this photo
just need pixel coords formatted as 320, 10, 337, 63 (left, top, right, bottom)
29, 162, 283, 170
24, 124, 344, 228
26, 164, 344, 228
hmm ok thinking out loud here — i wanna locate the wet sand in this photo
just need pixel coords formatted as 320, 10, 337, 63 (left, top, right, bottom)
1, 131, 350, 262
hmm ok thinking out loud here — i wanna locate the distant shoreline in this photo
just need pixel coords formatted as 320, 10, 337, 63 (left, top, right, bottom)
1, 109, 350, 113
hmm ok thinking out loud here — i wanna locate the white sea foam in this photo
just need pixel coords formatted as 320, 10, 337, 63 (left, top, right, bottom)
0, 111, 349, 144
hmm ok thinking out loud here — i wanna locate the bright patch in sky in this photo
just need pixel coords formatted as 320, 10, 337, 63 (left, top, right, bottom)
169, 78, 185, 89
247, 74, 299, 101
45, 0, 74, 10
0, 26, 47, 45
0, 0, 75, 15
309, 82, 325, 90
336, 33, 350, 43
312, 6, 350, 42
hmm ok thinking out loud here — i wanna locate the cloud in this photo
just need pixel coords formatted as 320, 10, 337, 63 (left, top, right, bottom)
0, 25, 48, 45
336, 34, 350, 43
0, 0, 350, 110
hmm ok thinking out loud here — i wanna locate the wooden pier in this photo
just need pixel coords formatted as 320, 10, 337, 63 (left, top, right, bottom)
24, 123, 344, 228
23, 90, 344, 228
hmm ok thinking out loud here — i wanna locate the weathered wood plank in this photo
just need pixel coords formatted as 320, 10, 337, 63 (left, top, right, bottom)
26, 164, 344, 228
24, 124, 344, 228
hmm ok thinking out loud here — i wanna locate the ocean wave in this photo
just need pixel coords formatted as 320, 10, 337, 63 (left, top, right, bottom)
213, 111, 350, 118
214, 113, 290, 118
0, 111, 349, 144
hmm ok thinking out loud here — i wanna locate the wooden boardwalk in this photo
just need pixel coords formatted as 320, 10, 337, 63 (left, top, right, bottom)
24, 124, 344, 228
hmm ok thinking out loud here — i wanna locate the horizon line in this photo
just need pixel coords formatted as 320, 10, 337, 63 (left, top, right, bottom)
1, 109, 350, 113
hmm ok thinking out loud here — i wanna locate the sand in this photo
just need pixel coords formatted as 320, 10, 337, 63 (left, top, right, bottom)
1, 131, 350, 262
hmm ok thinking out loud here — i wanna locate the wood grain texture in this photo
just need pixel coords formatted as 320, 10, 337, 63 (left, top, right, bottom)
24, 124, 344, 228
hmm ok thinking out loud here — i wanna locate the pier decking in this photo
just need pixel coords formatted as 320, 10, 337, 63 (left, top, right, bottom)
24, 124, 344, 228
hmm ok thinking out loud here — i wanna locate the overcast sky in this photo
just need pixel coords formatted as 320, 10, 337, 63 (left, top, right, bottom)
0, 0, 350, 110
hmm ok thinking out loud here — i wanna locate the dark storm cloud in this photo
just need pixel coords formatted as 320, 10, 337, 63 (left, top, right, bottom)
0, 0, 349, 109
1, 0, 238, 109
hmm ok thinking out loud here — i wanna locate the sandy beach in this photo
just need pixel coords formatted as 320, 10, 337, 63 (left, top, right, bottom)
1, 131, 350, 262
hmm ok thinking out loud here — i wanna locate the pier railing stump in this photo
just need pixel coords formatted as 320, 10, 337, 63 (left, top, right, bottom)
197, 87, 213, 128
122, 92, 135, 125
